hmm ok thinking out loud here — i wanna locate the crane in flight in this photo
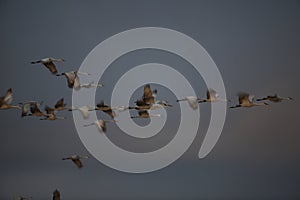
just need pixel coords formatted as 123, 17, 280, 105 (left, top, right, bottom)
31, 57, 65, 74
62, 155, 90, 169
256, 94, 293, 103
176, 96, 201, 110
53, 189, 60, 200
56, 71, 91, 90
84, 119, 116, 133
198, 88, 229, 103
0, 88, 21, 110
40, 106, 65, 120
230, 92, 269, 108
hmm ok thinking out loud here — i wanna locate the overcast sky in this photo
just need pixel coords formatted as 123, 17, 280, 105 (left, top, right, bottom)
0, 1, 300, 200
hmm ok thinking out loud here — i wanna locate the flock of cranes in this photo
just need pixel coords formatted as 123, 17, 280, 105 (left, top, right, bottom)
1, 56, 293, 200
176, 89, 292, 110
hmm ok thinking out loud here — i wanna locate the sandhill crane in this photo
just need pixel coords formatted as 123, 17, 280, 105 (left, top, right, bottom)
176, 96, 201, 110
0, 88, 21, 110
31, 57, 64, 74
28, 102, 46, 117
128, 100, 152, 110
19, 101, 43, 117
142, 84, 157, 104
53, 189, 60, 200
93, 100, 116, 119
56, 71, 91, 90
198, 88, 229, 103
20, 102, 31, 117
40, 106, 65, 120
56, 71, 80, 90
84, 119, 115, 133
131, 110, 161, 118
256, 94, 293, 103
129, 98, 172, 111
230, 92, 269, 108
128, 84, 157, 110
54, 98, 67, 111
69, 106, 90, 119
62, 155, 90, 168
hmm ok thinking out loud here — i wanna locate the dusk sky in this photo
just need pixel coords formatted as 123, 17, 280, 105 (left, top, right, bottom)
0, 1, 300, 200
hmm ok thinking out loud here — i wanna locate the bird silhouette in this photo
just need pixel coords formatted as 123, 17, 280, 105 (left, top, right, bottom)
142, 84, 157, 104
176, 96, 201, 110
19, 101, 44, 117
56, 71, 80, 90
53, 189, 60, 200
54, 98, 68, 111
0, 88, 21, 110
84, 119, 115, 133
93, 100, 116, 119
31, 57, 64, 74
198, 88, 229, 103
256, 94, 293, 103
230, 92, 268, 108
56, 71, 91, 90
40, 106, 65, 120
69, 106, 90, 119
62, 155, 90, 168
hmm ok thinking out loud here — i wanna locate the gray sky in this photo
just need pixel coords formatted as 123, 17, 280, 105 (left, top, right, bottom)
0, 0, 300, 199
